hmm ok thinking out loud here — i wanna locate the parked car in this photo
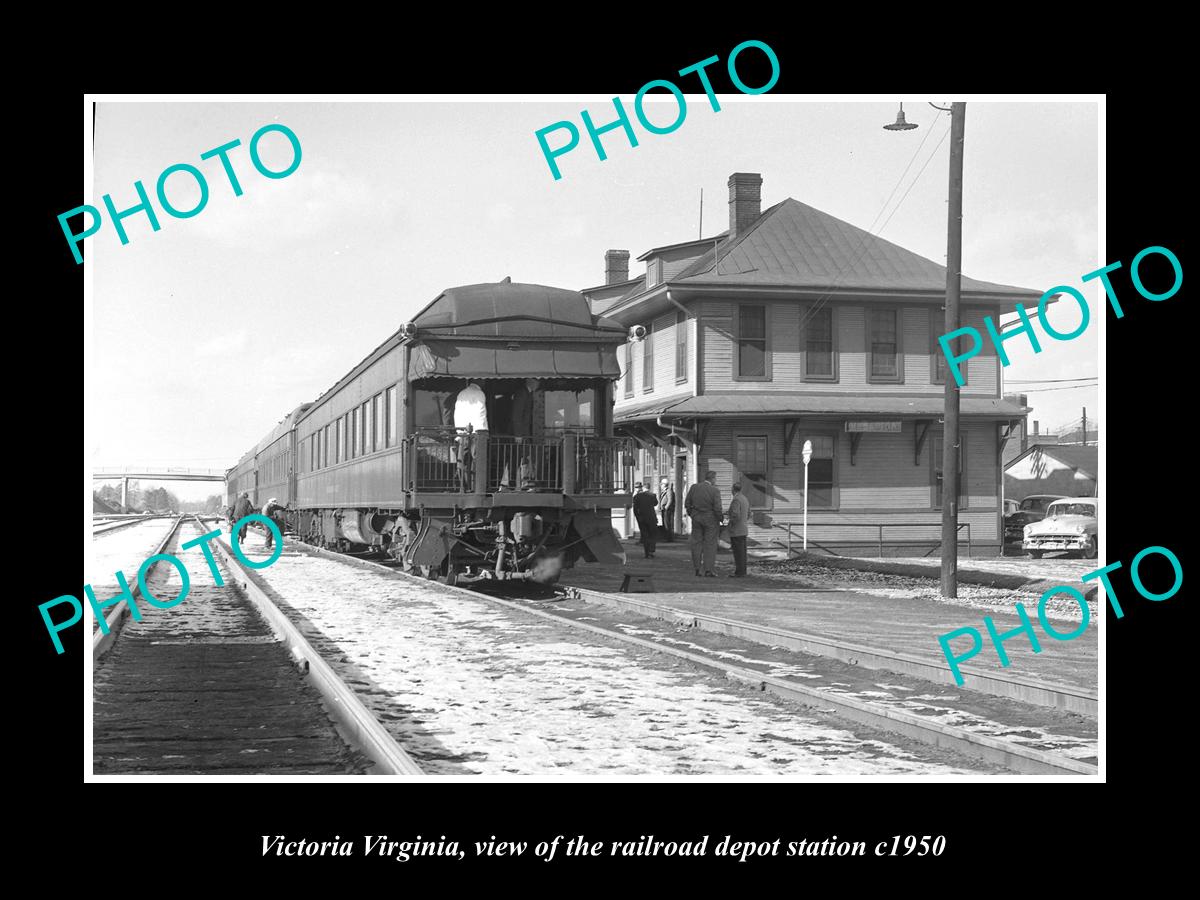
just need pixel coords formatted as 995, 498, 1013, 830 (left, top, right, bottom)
1004, 493, 1067, 544
1003, 498, 1020, 516
1023, 497, 1098, 558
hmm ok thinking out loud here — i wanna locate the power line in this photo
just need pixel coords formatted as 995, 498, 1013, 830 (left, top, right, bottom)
1020, 383, 1099, 393
796, 112, 953, 334
1007, 376, 1098, 384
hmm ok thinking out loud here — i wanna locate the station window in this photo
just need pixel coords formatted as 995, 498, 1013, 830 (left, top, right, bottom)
804, 306, 835, 380
931, 315, 968, 386
734, 435, 772, 510
624, 344, 634, 398
931, 434, 969, 508
675, 310, 688, 383
869, 308, 902, 381
642, 323, 654, 393
386, 386, 397, 446
735, 305, 768, 379
805, 435, 836, 509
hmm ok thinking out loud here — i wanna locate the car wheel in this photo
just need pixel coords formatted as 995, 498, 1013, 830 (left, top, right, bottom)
1028, 550, 1043, 559
1084, 536, 1098, 559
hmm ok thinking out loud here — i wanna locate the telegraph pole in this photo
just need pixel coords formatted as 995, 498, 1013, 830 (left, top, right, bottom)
941, 102, 966, 599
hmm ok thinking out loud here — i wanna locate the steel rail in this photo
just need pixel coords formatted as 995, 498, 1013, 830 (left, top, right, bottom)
91, 515, 184, 661
559, 585, 1097, 718
207, 524, 424, 776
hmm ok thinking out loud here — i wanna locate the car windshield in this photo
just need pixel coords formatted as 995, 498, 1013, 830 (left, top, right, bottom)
1048, 502, 1096, 517
1023, 498, 1051, 511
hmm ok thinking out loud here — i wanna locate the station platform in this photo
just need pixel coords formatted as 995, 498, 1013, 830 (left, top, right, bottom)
557, 538, 1097, 695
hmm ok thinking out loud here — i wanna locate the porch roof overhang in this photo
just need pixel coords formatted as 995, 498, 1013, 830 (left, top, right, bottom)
644, 394, 1028, 421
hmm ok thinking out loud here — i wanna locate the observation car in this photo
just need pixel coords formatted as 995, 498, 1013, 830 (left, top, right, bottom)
225, 280, 635, 583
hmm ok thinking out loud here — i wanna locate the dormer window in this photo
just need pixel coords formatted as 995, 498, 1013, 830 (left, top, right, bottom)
646, 258, 663, 287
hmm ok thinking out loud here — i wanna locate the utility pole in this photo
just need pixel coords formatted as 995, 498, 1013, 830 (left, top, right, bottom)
1081, 407, 1087, 446
941, 102, 966, 599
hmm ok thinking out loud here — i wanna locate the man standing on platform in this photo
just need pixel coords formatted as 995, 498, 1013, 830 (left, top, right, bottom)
685, 470, 723, 577
632, 482, 659, 559
658, 476, 676, 543
727, 483, 751, 577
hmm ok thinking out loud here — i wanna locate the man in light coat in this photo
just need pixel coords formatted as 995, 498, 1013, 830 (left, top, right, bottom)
727, 483, 751, 577
658, 477, 676, 542
684, 470, 723, 577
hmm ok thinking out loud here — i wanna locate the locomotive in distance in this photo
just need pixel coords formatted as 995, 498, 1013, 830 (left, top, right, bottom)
226, 279, 636, 585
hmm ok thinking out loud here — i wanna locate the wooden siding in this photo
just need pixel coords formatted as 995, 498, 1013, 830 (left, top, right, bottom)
696, 418, 1000, 545
699, 300, 999, 396
614, 310, 696, 412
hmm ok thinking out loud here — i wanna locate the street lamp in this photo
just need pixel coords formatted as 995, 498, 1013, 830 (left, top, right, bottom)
883, 102, 918, 131
884, 101, 966, 598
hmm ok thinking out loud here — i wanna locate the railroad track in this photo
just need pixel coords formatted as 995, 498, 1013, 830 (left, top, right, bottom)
263, 536, 1093, 776
92, 516, 420, 775
557, 584, 1097, 718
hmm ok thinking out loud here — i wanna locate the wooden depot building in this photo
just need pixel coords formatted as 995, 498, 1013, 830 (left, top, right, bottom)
581, 173, 1038, 557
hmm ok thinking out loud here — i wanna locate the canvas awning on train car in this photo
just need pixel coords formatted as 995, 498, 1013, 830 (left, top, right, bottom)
408, 341, 621, 380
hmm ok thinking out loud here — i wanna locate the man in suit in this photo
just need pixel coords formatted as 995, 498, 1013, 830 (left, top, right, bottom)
632, 482, 659, 558
685, 470, 723, 576
658, 476, 676, 542
727, 483, 751, 577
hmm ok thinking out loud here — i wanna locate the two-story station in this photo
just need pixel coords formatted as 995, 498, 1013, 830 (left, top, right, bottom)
582, 173, 1038, 557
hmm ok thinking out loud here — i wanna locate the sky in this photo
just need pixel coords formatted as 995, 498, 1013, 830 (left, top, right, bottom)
89, 99, 1099, 501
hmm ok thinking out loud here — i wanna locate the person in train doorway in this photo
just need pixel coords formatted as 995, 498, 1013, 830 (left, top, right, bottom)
685, 471, 723, 577
726, 483, 751, 577
232, 491, 254, 544
658, 476, 676, 543
632, 482, 659, 559
262, 497, 287, 550
453, 382, 488, 492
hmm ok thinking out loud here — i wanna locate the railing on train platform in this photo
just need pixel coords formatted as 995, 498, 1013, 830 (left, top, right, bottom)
489, 436, 563, 492
410, 427, 464, 492
574, 436, 634, 494
769, 521, 972, 558
408, 429, 633, 495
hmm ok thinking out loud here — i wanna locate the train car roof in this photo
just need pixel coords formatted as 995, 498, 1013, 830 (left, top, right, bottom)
299, 280, 626, 422
231, 402, 313, 468
408, 280, 626, 380
411, 280, 627, 340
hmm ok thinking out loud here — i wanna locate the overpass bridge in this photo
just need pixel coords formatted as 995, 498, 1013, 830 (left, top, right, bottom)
93, 467, 226, 508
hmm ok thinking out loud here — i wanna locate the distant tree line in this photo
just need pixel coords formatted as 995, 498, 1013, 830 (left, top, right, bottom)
93, 481, 182, 513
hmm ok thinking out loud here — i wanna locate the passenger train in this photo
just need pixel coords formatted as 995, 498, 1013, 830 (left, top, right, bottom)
226, 280, 635, 584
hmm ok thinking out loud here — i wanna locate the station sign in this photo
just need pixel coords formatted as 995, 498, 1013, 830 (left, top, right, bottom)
845, 421, 902, 433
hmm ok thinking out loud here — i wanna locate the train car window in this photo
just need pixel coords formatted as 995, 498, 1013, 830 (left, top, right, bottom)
362, 401, 373, 454
373, 393, 384, 451
335, 418, 343, 464
413, 388, 456, 426
323, 425, 330, 470
351, 408, 359, 458
386, 386, 397, 446
545, 389, 596, 432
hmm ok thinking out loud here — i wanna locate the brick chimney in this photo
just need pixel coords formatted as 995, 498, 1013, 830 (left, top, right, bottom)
728, 172, 763, 238
605, 249, 630, 285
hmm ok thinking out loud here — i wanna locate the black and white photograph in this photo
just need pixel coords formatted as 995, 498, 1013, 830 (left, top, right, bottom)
77, 93, 1111, 785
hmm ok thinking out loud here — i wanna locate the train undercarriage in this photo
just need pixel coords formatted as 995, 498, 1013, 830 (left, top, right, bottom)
292, 501, 624, 586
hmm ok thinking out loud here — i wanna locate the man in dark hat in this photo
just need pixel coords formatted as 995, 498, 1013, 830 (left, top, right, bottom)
632, 482, 659, 559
